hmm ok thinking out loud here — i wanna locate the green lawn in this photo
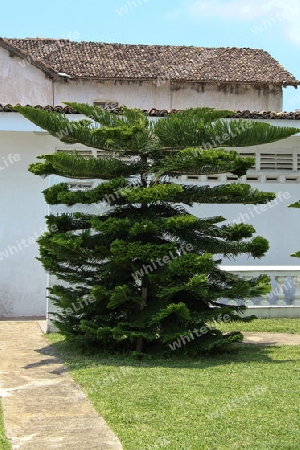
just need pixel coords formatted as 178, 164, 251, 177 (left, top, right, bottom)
217, 317, 300, 334
47, 319, 300, 450
0, 400, 11, 450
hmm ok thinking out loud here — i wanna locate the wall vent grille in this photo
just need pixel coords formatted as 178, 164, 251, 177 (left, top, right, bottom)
260, 153, 293, 171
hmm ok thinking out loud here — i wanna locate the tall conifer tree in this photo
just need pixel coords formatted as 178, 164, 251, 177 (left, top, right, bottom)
16, 104, 299, 353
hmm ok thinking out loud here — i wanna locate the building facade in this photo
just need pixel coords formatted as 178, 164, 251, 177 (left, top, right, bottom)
1, 38, 299, 111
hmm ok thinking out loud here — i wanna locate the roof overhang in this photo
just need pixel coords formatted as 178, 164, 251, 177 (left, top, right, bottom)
56, 76, 300, 87
1, 105, 300, 119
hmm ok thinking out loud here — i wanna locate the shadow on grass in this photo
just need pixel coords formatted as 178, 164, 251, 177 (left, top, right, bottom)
31, 337, 300, 374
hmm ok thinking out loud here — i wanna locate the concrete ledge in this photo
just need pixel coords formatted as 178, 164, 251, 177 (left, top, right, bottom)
242, 306, 300, 318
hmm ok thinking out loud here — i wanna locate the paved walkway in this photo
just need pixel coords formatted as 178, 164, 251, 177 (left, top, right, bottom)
0, 321, 123, 450
242, 331, 300, 345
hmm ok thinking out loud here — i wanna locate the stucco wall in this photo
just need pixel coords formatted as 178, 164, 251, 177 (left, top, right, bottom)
188, 183, 300, 266
0, 131, 50, 316
171, 82, 282, 111
55, 79, 283, 112
0, 47, 53, 105
54, 78, 171, 109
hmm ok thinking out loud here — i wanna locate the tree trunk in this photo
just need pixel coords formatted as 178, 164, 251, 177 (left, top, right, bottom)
136, 282, 147, 352
136, 162, 148, 353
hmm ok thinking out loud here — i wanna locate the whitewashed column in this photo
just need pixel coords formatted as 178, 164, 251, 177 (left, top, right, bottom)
292, 276, 300, 306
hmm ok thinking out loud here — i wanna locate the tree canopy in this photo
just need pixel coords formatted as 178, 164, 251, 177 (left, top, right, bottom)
16, 104, 299, 353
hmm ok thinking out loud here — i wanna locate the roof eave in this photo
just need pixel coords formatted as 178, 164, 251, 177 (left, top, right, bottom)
67, 76, 300, 87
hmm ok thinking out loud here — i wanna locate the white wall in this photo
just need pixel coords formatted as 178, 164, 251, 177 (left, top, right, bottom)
0, 131, 51, 316
171, 82, 282, 111
54, 79, 172, 110
189, 184, 300, 266
0, 47, 53, 105
0, 113, 97, 317
55, 79, 282, 112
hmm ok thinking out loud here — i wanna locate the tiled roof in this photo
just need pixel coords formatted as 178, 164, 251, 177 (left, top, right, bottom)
0, 38, 299, 86
1, 104, 300, 119
0, 104, 81, 114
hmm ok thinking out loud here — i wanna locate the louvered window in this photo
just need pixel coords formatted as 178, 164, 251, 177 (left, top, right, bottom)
97, 150, 132, 163
260, 153, 293, 171
97, 151, 112, 159
68, 183, 93, 191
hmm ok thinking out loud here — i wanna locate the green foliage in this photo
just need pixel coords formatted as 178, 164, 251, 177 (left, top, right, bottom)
43, 178, 129, 206
154, 107, 234, 148
289, 201, 300, 208
0, 400, 11, 450
164, 183, 275, 205
29, 152, 141, 179
207, 119, 300, 147
119, 184, 183, 203
153, 147, 256, 177
154, 108, 299, 148
17, 104, 300, 354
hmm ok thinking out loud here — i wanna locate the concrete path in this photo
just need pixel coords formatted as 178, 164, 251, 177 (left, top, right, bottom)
0, 321, 123, 450
242, 331, 300, 345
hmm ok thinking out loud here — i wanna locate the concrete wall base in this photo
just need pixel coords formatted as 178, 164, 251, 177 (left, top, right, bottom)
241, 306, 300, 318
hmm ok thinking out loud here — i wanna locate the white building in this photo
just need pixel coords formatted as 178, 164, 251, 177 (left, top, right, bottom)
0, 38, 300, 319
1, 38, 299, 112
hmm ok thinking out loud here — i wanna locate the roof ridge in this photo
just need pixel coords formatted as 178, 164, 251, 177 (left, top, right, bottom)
2, 38, 265, 50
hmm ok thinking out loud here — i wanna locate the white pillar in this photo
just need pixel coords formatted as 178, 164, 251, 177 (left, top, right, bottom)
292, 276, 300, 306
275, 276, 287, 306
259, 293, 271, 306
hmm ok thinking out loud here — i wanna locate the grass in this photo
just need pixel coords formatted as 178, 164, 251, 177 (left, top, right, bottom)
216, 317, 300, 334
0, 400, 11, 450
46, 318, 300, 450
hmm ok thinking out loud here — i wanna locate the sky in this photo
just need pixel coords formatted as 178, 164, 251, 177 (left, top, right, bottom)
1, 0, 300, 110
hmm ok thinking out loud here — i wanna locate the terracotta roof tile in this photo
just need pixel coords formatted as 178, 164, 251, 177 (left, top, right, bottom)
0, 38, 299, 86
1, 104, 300, 119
